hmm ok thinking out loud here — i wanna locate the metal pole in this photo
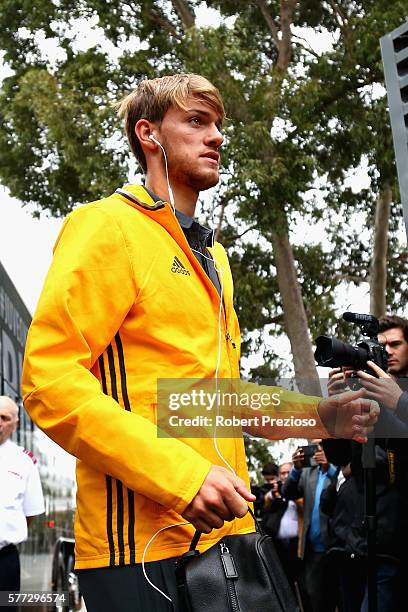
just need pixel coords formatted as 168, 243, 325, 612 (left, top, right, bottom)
362, 439, 377, 612
380, 20, 408, 242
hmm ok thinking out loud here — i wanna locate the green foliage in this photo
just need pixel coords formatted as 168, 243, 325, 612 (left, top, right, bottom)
244, 435, 278, 482
229, 241, 280, 331
0, 56, 127, 214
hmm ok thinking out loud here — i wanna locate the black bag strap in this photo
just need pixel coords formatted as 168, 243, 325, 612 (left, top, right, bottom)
189, 506, 263, 551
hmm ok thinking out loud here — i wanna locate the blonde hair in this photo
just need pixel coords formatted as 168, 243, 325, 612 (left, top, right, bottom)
116, 73, 225, 172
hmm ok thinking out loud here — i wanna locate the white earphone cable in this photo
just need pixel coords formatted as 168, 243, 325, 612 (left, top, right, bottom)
141, 521, 191, 602
150, 135, 176, 214
191, 239, 236, 476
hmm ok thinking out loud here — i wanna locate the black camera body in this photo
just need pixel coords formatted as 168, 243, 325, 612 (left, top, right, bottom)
314, 312, 388, 374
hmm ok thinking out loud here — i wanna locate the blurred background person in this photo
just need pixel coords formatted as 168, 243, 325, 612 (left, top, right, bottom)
0, 396, 45, 592
283, 441, 339, 612
322, 313, 408, 612
262, 461, 301, 595
251, 461, 279, 521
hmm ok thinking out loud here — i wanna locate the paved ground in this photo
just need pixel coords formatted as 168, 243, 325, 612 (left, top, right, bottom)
18, 553, 86, 611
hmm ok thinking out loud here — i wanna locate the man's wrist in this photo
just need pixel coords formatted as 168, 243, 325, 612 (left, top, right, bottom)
396, 391, 408, 422
390, 388, 403, 411
317, 399, 336, 437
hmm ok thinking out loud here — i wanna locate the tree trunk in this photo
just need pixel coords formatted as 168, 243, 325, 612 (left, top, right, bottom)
171, 0, 195, 30
369, 183, 392, 318
271, 226, 322, 395
255, 0, 320, 393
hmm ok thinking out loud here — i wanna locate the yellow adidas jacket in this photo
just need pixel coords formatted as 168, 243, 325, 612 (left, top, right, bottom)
22, 185, 327, 569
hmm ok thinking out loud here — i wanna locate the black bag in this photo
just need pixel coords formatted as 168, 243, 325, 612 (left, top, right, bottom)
175, 509, 299, 612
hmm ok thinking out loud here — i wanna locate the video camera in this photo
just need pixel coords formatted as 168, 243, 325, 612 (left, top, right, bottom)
314, 312, 388, 374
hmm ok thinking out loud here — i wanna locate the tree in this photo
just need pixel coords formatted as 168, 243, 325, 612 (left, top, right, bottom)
0, 0, 407, 385
292, 3, 406, 320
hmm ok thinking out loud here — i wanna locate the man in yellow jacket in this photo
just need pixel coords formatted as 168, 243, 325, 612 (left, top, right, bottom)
22, 73, 377, 611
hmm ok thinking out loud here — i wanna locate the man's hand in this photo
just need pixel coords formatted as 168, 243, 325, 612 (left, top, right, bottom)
327, 367, 349, 396
292, 447, 304, 470
313, 448, 329, 468
317, 388, 379, 442
264, 481, 280, 502
357, 361, 402, 411
182, 465, 256, 534
270, 480, 281, 499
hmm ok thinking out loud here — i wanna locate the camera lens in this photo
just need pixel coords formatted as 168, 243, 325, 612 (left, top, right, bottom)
315, 336, 368, 369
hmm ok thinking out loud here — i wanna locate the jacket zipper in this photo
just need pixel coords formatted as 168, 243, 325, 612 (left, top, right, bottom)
225, 330, 236, 349
201, 242, 236, 352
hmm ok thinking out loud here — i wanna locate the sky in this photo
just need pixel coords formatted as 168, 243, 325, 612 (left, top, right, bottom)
0, 188, 62, 314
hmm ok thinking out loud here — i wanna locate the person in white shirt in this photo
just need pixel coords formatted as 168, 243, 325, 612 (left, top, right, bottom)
0, 396, 45, 591
262, 462, 300, 592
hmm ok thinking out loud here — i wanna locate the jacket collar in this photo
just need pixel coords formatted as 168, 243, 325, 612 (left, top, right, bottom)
113, 184, 220, 301
115, 185, 213, 246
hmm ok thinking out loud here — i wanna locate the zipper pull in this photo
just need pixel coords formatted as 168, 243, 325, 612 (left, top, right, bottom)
219, 541, 238, 578
226, 331, 236, 349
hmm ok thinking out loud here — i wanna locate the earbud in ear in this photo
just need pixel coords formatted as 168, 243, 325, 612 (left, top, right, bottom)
147, 133, 175, 210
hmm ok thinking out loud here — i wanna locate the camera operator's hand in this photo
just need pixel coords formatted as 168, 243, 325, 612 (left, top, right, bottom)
342, 463, 352, 478
317, 388, 379, 442
292, 447, 304, 470
270, 480, 280, 498
357, 361, 403, 411
327, 367, 353, 396
264, 480, 281, 502
314, 447, 329, 469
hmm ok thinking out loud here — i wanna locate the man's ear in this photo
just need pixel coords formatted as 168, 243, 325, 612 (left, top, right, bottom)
135, 119, 157, 150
